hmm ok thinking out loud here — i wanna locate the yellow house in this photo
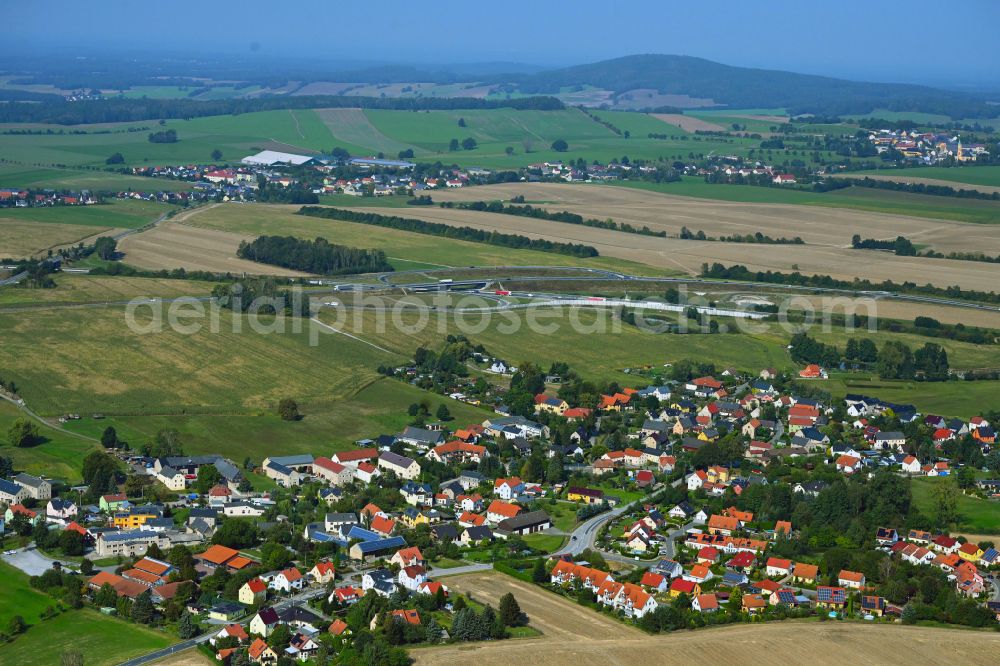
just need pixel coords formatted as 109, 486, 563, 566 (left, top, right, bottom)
402, 508, 430, 528
706, 466, 730, 484
567, 487, 604, 504
958, 542, 983, 562
113, 510, 159, 529
535, 396, 568, 415
239, 578, 267, 606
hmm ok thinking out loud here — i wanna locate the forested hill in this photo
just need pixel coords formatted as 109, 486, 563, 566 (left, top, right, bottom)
510, 54, 994, 118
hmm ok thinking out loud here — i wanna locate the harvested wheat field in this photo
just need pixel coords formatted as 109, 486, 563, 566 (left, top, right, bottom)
416, 573, 1000, 666
0, 217, 121, 259
840, 172, 1000, 196
359, 203, 1000, 292
118, 222, 311, 277
651, 113, 725, 132
431, 182, 1000, 256
147, 650, 213, 666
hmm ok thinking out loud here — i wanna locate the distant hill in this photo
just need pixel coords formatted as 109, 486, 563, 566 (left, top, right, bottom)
508, 54, 994, 118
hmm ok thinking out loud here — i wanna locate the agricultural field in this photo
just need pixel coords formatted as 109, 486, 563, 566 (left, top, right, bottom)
0, 163, 194, 192
161, 203, 676, 276
911, 477, 1000, 534
435, 180, 1000, 253
353, 200, 1000, 291
841, 173, 1000, 196
0, 274, 215, 308
416, 572, 1000, 666
117, 220, 313, 276
0, 304, 398, 416
0, 218, 119, 259
0, 106, 848, 174
1, 199, 174, 258
0, 561, 176, 666
858, 166, 1000, 188
0, 109, 334, 168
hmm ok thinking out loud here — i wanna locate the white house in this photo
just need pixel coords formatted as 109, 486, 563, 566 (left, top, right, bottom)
269, 567, 305, 593
900, 455, 921, 474
397, 565, 427, 592
377, 452, 421, 480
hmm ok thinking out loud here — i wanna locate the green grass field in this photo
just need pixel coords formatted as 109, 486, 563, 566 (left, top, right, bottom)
62, 378, 492, 463
0, 110, 334, 168
911, 477, 1000, 534
0, 401, 100, 482
819, 374, 1000, 418
0, 200, 176, 229
0, 107, 845, 174
0, 164, 194, 192
0, 561, 176, 666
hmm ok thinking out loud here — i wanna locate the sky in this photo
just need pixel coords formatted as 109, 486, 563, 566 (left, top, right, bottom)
5, 0, 1000, 88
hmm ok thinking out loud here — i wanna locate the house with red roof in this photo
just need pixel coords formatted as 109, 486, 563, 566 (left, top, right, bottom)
486, 500, 522, 524
309, 561, 336, 584
270, 567, 305, 593
239, 578, 268, 606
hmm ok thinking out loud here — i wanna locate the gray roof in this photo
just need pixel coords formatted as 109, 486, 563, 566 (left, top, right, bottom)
379, 451, 416, 468
266, 454, 314, 467
325, 512, 358, 524
213, 459, 241, 481
100, 530, 162, 543
12, 473, 46, 488
400, 426, 443, 444
498, 510, 552, 532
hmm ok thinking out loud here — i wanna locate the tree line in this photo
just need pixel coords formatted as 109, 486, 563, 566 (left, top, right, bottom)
237, 235, 393, 275
297, 206, 599, 257
700, 262, 1000, 305
446, 200, 667, 238
681, 226, 804, 244
830, 176, 1000, 202
790, 332, 950, 380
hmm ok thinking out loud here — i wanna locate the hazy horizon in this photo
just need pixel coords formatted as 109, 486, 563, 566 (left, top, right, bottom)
4, 0, 1000, 89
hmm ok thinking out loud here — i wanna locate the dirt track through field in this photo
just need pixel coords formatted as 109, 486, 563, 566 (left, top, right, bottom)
362, 196, 1000, 292
315, 107, 424, 155
417, 573, 1000, 666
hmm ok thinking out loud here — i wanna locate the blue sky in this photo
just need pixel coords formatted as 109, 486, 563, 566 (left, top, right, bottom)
5, 1, 999, 87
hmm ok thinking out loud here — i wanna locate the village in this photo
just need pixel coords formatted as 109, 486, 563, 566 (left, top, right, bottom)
2, 351, 1000, 664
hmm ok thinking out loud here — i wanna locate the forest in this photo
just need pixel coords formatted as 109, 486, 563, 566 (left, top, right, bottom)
236, 235, 393, 275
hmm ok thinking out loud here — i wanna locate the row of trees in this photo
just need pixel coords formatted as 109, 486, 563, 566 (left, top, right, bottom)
297, 207, 600, 258
450, 200, 667, 238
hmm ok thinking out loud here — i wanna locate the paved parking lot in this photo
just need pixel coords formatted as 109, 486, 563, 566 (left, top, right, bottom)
1, 547, 59, 576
